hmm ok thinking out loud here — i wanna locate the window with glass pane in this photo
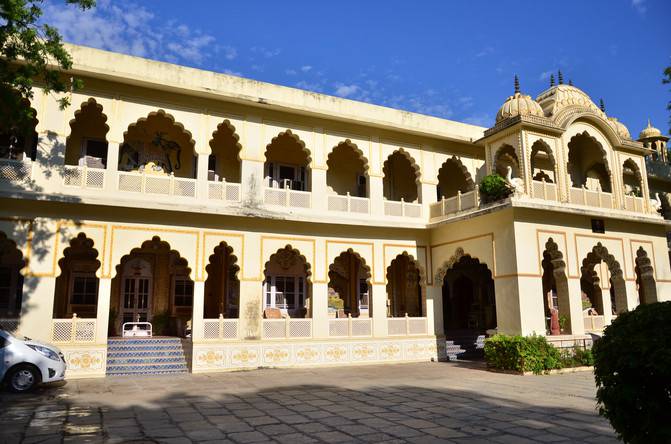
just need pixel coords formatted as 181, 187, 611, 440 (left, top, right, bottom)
264, 276, 304, 310
71, 275, 99, 305
358, 279, 369, 309
174, 279, 193, 306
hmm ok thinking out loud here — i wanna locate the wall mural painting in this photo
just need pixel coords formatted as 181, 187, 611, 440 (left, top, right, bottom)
119, 131, 183, 174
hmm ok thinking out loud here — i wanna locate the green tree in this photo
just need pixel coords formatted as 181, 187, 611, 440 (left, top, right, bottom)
1, 0, 95, 139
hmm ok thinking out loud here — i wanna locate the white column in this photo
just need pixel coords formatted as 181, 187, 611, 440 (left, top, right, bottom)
311, 169, 328, 213
105, 142, 120, 192
191, 281, 205, 341
493, 277, 523, 335
95, 278, 111, 344
625, 280, 638, 312
238, 280, 262, 339
196, 153, 209, 200
19, 276, 56, 342
369, 176, 384, 218
420, 182, 436, 218
602, 289, 613, 326
371, 283, 387, 337
35, 133, 66, 193
240, 159, 264, 206
311, 282, 329, 338
566, 278, 585, 336
426, 284, 443, 337
515, 276, 547, 336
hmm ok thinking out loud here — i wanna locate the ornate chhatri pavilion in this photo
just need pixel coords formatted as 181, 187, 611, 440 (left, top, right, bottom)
0, 45, 669, 378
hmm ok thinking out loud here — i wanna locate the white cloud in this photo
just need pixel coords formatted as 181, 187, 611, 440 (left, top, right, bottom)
285, 69, 297, 75
41, 0, 230, 66
333, 83, 360, 98
300, 65, 312, 72
631, 0, 646, 14
251, 46, 281, 58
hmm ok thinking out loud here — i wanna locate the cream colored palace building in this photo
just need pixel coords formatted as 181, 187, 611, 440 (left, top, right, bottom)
0, 44, 669, 379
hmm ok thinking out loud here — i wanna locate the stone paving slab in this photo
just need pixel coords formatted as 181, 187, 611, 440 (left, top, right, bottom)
0, 361, 617, 443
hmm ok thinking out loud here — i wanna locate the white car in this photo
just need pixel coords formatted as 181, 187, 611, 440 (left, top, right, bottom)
0, 329, 66, 392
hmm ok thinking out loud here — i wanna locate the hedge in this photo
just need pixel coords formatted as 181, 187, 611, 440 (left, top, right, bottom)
484, 334, 562, 374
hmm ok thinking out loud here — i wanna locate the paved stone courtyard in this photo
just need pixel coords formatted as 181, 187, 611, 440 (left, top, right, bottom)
0, 361, 616, 444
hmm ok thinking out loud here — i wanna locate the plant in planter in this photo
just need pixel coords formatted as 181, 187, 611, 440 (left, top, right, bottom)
151, 311, 171, 336
479, 174, 513, 203
558, 315, 569, 333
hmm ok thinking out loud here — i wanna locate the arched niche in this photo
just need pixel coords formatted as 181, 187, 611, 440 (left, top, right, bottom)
204, 242, 240, 318
120, 110, 196, 178
567, 131, 612, 192
53, 233, 101, 319
580, 243, 627, 316
65, 99, 110, 168
530, 140, 556, 183
383, 150, 421, 202
0, 231, 25, 319
436, 157, 474, 200
264, 130, 311, 191
622, 159, 643, 197
0, 96, 38, 161
634, 247, 657, 305
328, 249, 371, 317
326, 140, 369, 197
386, 253, 424, 317
263, 245, 312, 318
208, 120, 242, 183
541, 238, 572, 334
493, 144, 520, 178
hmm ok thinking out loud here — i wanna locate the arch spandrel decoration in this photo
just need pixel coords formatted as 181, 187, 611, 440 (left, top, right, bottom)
263, 244, 313, 283
435, 247, 492, 286
113, 235, 193, 281
327, 139, 370, 172
265, 128, 313, 165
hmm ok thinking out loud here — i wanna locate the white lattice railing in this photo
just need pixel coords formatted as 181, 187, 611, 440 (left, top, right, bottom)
51, 314, 96, 343
0, 159, 32, 185
117, 171, 197, 197
583, 315, 605, 331
384, 199, 422, 218
328, 316, 373, 337
531, 180, 559, 201
568, 186, 615, 210
387, 316, 428, 336
0, 318, 19, 332
264, 186, 311, 209
623, 195, 645, 213
208, 180, 241, 202
262, 318, 313, 339
430, 187, 480, 219
203, 315, 239, 340
327, 193, 370, 214
62, 165, 105, 189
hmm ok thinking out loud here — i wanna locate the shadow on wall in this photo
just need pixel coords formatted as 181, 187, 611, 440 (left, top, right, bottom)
0, 364, 616, 442
1, 131, 84, 330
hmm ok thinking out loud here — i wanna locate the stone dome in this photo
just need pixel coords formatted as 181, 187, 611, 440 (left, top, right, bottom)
639, 120, 662, 140
496, 92, 544, 123
607, 117, 631, 140
535, 84, 603, 118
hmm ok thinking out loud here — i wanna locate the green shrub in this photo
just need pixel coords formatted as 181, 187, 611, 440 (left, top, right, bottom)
593, 301, 671, 444
479, 174, 512, 203
484, 334, 561, 374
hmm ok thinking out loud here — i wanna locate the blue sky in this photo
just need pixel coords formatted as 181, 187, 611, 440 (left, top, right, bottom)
43, 0, 670, 134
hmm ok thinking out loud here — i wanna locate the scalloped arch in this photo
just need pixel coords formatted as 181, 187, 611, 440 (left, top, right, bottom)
559, 110, 624, 148
385, 148, 421, 183
113, 235, 193, 279
437, 156, 475, 191
622, 158, 643, 188
530, 139, 557, 181
327, 139, 370, 172
385, 251, 427, 287
581, 243, 623, 278
0, 231, 26, 274
209, 119, 242, 158
68, 98, 110, 136
434, 247, 492, 286
329, 248, 372, 283
123, 109, 196, 151
493, 144, 520, 176
567, 130, 612, 177
264, 244, 313, 283
265, 129, 312, 165
205, 241, 241, 280
56, 232, 101, 278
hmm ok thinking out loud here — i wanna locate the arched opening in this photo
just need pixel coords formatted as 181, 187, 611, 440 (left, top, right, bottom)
0, 232, 25, 319
530, 141, 556, 183
383, 150, 420, 202
326, 141, 368, 197
541, 238, 571, 334
622, 159, 643, 197
494, 144, 520, 178
635, 247, 657, 305
567, 131, 611, 192
208, 120, 242, 183
436, 157, 474, 200
386, 254, 423, 317
264, 131, 310, 191
580, 243, 627, 316
204, 242, 240, 318
328, 250, 371, 318
263, 246, 311, 318
439, 252, 496, 335
53, 233, 101, 319
0, 97, 38, 161
110, 236, 193, 337
65, 99, 109, 168
119, 111, 196, 178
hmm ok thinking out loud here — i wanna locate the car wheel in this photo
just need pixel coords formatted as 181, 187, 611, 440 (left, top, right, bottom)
7, 364, 40, 393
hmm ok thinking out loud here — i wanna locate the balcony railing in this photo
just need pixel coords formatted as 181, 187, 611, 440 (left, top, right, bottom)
264, 186, 311, 209
262, 318, 313, 339
208, 180, 241, 202
387, 316, 428, 336
327, 193, 370, 214
568, 186, 614, 210
430, 188, 480, 219
583, 315, 605, 332
623, 194, 646, 213
0, 318, 19, 333
384, 199, 422, 218
51, 314, 96, 343
118, 171, 197, 197
62, 165, 105, 189
0, 159, 32, 185
203, 316, 239, 340
531, 180, 559, 201
328, 316, 373, 337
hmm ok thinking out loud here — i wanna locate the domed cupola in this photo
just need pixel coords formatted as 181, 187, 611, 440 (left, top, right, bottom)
639, 119, 662, 140
495, 76, 544, 123
607, 117, 632, 140
535, 73, 603, 118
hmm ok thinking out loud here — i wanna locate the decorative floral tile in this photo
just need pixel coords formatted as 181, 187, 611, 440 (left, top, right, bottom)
262, 346, 291, 365
230, 347, 259, 366
324, 344, 348, 362
293, 345, 321, 364
351, 343, 377, 361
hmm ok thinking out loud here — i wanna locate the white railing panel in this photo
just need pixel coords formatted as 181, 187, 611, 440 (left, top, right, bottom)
62, 166, 105, 189
328, 195, 348, 212
404, 203, 422, 218
51, 317, 96, 343
144, 175, 170, 195
203, 318, 239, 340
583, 315, 605, 331
118, 172, 143, 192
262, 319, 286, 339
329, 319, 349, 337
289, 190, 311, 208
0, 318, 19, 332
174, 178, 197, 197
351, 318, 372, 337
289, 319, 312, 338
0, 159, 31, 184
328, 194, 369, 214
384, 201, 403, 217
349, 196, 369, 214
387, 318, 407, 336
208, 181, 241, 202
408, 317, 428, 335
264, 187, 312, 209
264, 187, 285, 206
